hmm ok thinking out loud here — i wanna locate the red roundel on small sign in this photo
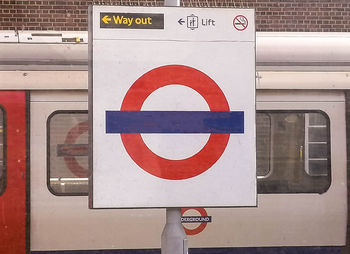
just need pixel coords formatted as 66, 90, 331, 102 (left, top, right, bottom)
181, 208, 209, 235
120, 65, 230, 180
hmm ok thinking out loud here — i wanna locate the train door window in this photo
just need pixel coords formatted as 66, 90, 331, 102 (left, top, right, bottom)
256, 111, 331, 194
256, 113, 271, 178
0, 108, 5, 196
47, 111, 88, 195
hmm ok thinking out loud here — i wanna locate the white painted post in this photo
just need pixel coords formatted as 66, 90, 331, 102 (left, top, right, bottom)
164, 0, 180, 7
161, 208, 188, 254
160, 1, 187, 254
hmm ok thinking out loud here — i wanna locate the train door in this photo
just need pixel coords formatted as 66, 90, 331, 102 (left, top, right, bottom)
0, 91, 28, 254
30, 90, 164, 252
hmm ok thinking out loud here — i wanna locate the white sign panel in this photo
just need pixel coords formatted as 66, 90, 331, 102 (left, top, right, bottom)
90, 6, 256, 208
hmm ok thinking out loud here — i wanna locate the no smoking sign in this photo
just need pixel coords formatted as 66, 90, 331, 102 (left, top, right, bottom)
233, 15, 249, 31
90, 6, 256, 208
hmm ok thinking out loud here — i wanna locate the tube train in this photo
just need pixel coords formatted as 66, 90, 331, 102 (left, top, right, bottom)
0, 31, 348, 253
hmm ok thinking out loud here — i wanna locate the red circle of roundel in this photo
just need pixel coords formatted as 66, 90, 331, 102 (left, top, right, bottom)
181, 208, 209, 236
121, 65, 230, 180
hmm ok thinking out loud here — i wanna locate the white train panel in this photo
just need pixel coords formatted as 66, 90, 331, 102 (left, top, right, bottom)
30, 90, 347, 250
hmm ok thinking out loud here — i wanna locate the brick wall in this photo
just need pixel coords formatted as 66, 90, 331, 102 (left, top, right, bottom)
1, 0, 350, 31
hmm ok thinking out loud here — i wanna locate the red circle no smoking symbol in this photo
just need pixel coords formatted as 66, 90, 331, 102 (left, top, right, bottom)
120, 65, 230, 181
233, 15, 248, 31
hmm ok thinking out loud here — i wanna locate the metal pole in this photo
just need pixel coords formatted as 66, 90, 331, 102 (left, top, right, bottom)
161, 208, 188, 254
161, 0, 187, 253
164, 0, 180, 7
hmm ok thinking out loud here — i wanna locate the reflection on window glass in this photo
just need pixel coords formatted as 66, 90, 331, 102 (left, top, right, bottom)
0, 108, 5, 196
305, 113, 329, 176
48, 111, 88, 195
256, 111, 330, 194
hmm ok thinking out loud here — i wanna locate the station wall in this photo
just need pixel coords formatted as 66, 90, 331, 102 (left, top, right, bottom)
0, 0, 350, 31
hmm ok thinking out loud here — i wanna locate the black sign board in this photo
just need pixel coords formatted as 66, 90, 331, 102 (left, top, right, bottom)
100, 12, 164, 29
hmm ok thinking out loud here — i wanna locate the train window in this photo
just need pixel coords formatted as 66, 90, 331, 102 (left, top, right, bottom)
47, 110, 330, 195
0, 108, 5, 196
256, 111, 331, 194
256, 113, 271, 177
47, 111, 88, 195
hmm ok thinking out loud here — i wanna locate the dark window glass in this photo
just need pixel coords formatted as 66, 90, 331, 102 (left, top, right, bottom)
256, 113, 271, 177
256, 111, 330, 194
47, 111, 88, 195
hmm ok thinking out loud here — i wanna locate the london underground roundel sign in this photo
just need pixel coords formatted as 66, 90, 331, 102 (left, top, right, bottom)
107, 65, 244, 180
90, 6, 256, 209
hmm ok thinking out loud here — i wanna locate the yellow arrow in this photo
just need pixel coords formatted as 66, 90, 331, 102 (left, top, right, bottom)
102, 15, 111, 24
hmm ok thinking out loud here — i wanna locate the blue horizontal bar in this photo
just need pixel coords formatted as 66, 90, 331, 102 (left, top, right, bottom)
106, 111, 244, 134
